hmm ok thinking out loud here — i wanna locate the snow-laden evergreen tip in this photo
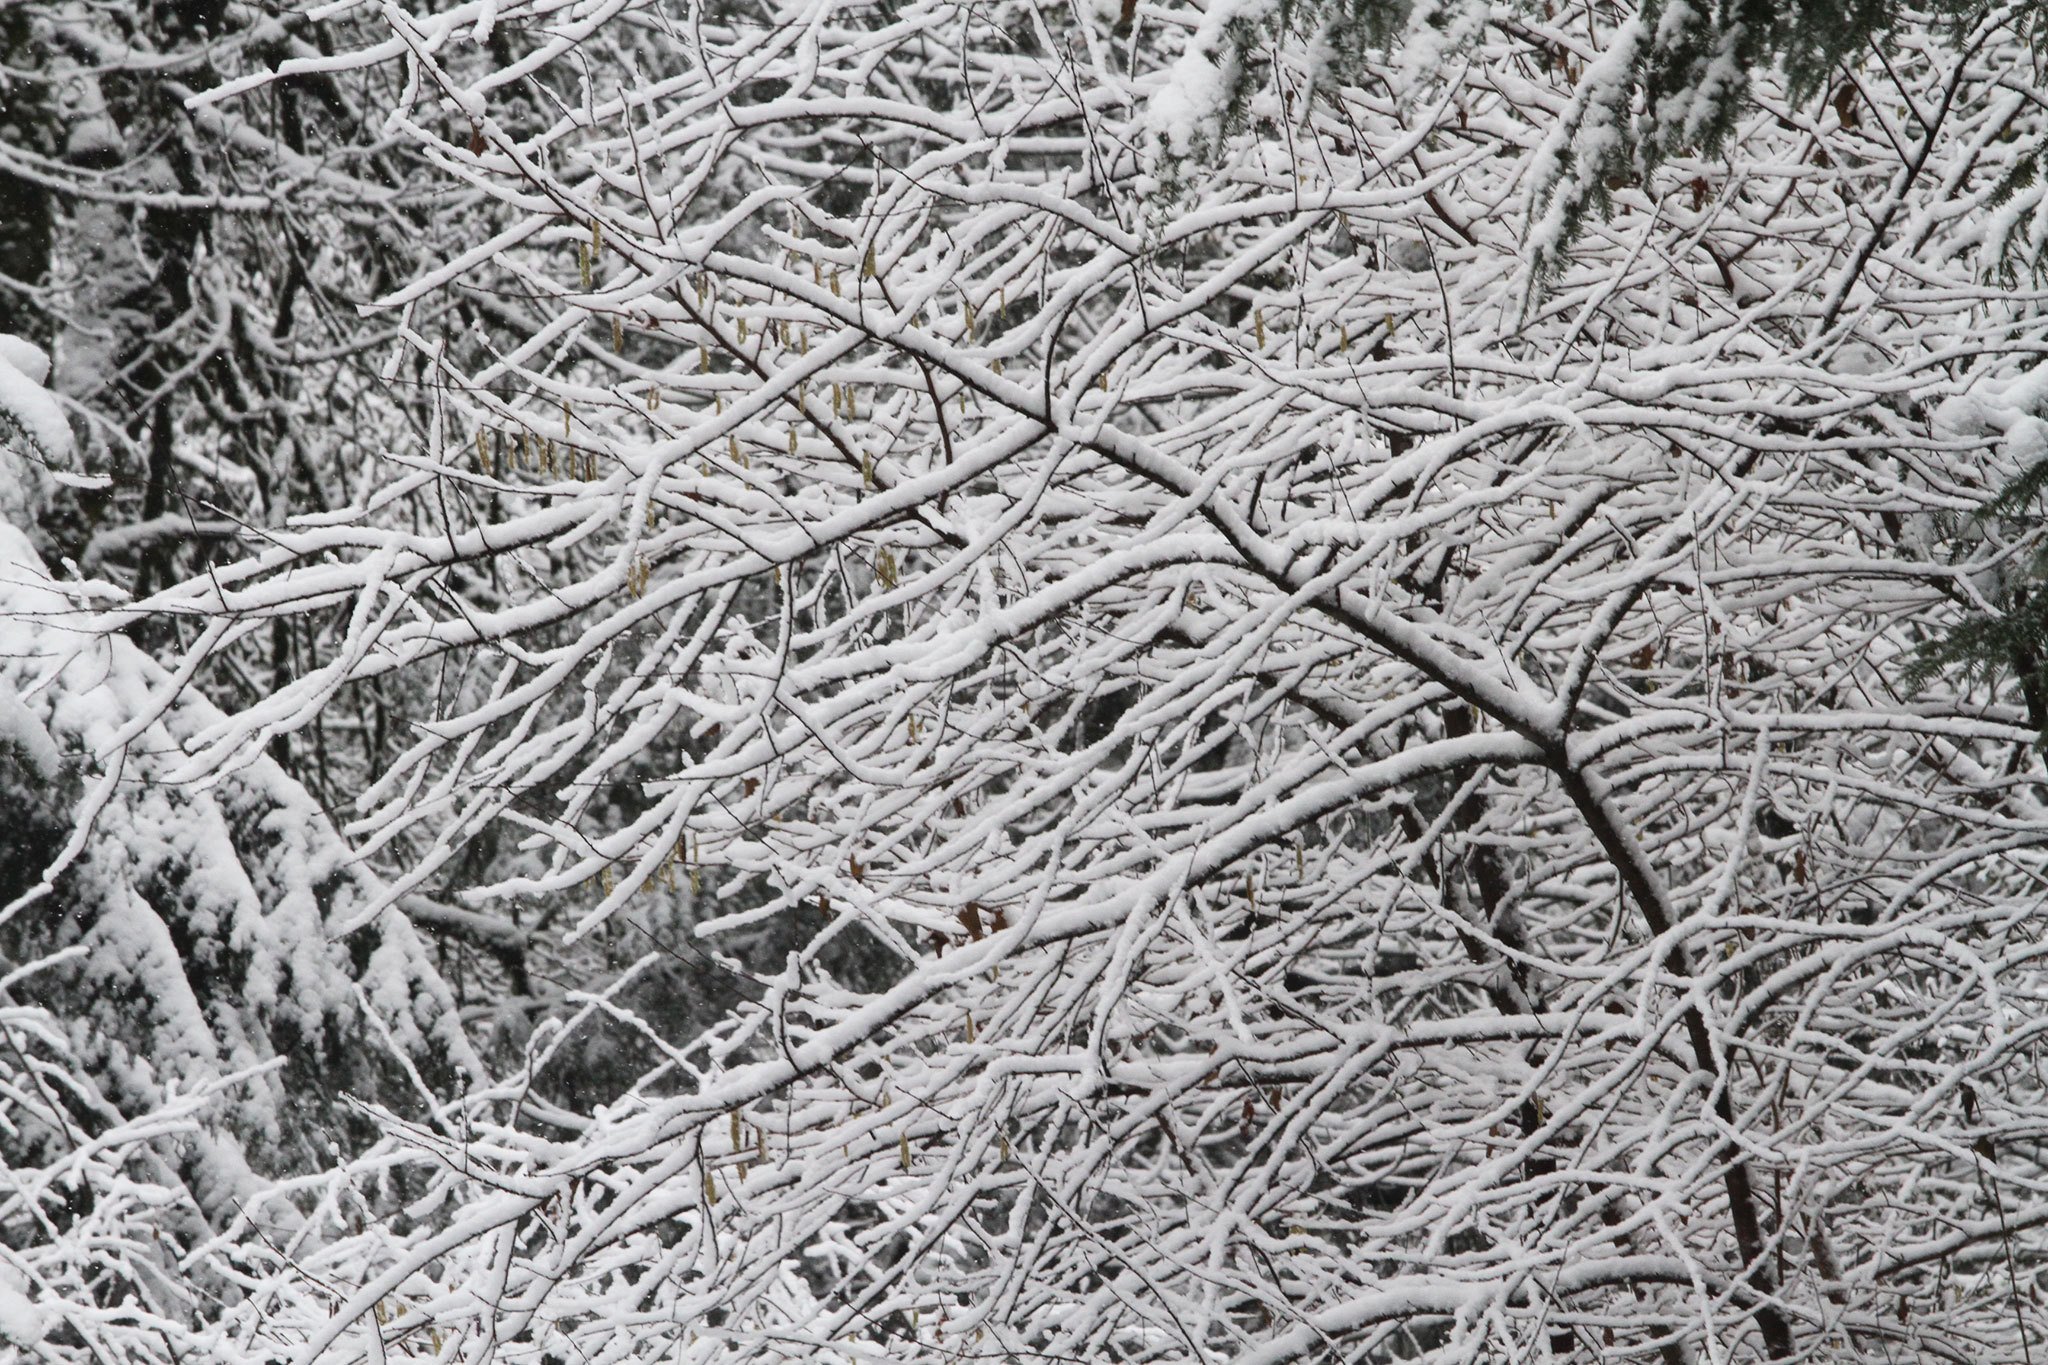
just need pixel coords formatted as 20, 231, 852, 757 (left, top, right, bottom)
0, 339, 479, 1360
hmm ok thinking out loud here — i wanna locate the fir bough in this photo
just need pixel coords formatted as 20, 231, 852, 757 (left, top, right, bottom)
1904, 458, 2048, 733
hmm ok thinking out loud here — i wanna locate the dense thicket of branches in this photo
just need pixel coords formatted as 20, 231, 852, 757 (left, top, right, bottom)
12, 0, 2048, 1363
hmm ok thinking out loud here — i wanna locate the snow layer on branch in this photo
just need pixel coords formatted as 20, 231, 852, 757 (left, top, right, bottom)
0, 334, 60, 527
0, 1273, 51, 1348
1646, 0, 1748, 153
38, 3, 2048, 1364
0, 336, 478, 1224
1144, 0, 1278, 164
1933, 363, 2048, 450
1520, 15, 1647, 280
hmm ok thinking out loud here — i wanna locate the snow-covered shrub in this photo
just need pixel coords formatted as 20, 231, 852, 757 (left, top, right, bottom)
22, 0, 2048, 1363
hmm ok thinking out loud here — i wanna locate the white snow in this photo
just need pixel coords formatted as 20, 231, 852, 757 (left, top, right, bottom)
0, 1274, 51, 1347
1143, 0, 1277, 163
